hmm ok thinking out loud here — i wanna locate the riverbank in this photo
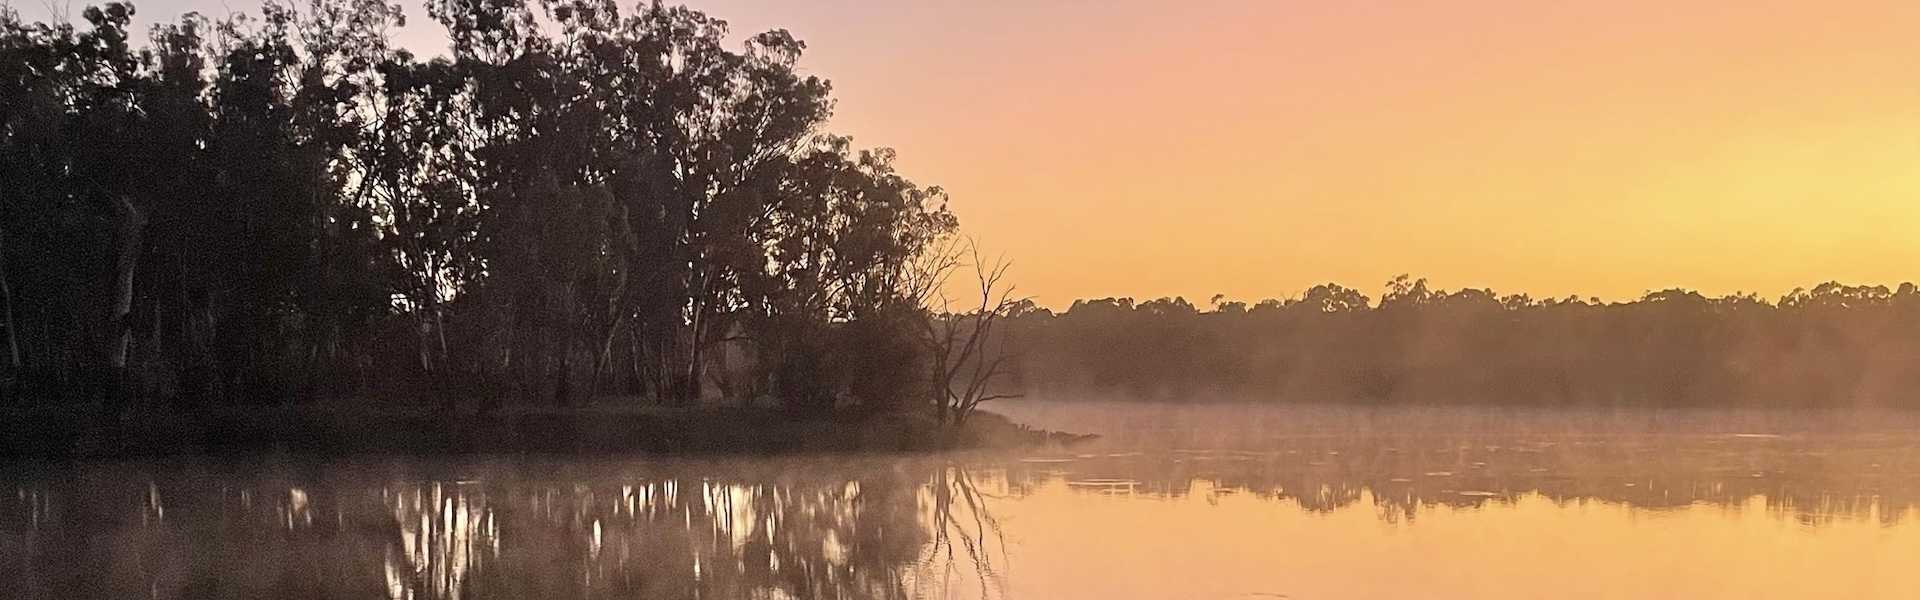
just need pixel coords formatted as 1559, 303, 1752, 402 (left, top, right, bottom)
0, 404, 1095, 458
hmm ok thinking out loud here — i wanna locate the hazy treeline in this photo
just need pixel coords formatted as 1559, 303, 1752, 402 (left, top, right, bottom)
998, 278, 1920, 407
0, 0, 965, 413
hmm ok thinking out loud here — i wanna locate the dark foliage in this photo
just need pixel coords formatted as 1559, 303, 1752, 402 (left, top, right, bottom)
1001, 279, 1920, 407
0, 0, 956, 415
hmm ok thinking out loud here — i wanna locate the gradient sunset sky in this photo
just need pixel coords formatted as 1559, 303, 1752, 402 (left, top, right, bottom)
23, 0, 1920, 307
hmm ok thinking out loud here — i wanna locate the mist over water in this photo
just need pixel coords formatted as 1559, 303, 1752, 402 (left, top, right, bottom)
7, 401, 1920, 600
4, 0, 1918, 597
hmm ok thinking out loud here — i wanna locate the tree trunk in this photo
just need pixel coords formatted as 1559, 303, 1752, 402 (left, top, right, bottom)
555, 341, 571, 407
683, 306, 706, 406
0, 227, 20, 371
107, 197, 146, 411
626, 326, 644, 396
707, 334, 735, 404
109, 198, 146, 370
432, 287, 449, 367
591, 314, 625, 401
417, 315, 432, 373
930, 358, 949, 425
435, 309, 449, 365
587, 346, 603, 402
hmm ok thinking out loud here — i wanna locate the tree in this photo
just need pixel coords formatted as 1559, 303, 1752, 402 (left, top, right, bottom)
916, 240, 1023, 426
0, 0, 968, 418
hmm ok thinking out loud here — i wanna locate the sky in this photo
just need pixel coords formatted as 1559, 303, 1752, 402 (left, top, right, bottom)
18, 0, 1920, 308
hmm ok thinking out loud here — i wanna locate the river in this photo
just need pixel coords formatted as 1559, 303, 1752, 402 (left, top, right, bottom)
5, 402, 1920, 599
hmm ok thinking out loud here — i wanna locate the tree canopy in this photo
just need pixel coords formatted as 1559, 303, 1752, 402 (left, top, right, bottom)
0, 0, 961, 414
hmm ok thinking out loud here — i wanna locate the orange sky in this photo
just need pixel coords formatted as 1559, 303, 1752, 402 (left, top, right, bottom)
39, 0, 1920, 308
685, 0, 1920, 308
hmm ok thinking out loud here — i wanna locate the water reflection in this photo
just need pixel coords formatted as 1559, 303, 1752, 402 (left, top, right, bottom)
0, 457, 995, 600
2, 432, 1919, 600
998, 433, 1920, 527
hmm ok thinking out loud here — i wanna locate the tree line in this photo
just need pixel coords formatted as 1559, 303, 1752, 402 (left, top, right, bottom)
8, 1, 1912, 417
995, 278, 1920, 408
0, 0, 1010, 421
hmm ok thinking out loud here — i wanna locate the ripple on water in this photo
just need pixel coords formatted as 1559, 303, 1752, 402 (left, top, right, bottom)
1067, 479, 1141, 487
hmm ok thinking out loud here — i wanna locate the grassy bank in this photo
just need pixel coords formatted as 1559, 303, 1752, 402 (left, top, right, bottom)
0, 404, 1094, 458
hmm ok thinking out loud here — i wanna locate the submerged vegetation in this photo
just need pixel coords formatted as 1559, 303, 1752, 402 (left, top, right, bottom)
0, 0, 1028, 436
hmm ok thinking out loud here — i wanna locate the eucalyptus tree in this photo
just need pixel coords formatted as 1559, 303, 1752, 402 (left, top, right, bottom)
1, 0, 964, 414
362, 54, 483, 375
0, 6, 130, 402
747, 138, 957, 413
419, 0, 950, 407
189, 0, 399, 402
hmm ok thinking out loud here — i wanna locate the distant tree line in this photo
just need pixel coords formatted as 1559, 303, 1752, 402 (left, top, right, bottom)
0, 0, 1000, 418
995, 278, 1920, 407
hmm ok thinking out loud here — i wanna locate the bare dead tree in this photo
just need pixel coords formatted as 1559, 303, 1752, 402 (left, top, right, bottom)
911, 237, 1024, 426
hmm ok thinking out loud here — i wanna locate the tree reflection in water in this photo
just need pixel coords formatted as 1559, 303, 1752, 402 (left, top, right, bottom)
1, 433, 1915, 599
998, 432, 1920, 528
915, 466, 1009, 600
0, 457, 1002, 600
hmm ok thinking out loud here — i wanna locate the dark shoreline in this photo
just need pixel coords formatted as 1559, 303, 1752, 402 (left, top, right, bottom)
0, 405, 1094, 459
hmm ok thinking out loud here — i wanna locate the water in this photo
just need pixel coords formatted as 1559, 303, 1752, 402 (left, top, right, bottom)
6, 403, 1920, 599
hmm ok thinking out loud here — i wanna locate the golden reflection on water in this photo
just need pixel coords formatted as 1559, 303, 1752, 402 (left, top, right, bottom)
998, 478, 1920, 600
2, 431, 1920, 599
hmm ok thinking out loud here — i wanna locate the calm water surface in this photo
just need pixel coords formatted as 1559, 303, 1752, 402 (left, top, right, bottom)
6, 403, 1920, 599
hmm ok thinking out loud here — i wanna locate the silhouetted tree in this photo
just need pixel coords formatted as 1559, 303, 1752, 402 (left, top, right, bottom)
914, 241, 1023, 425
0, 0, 960, 418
